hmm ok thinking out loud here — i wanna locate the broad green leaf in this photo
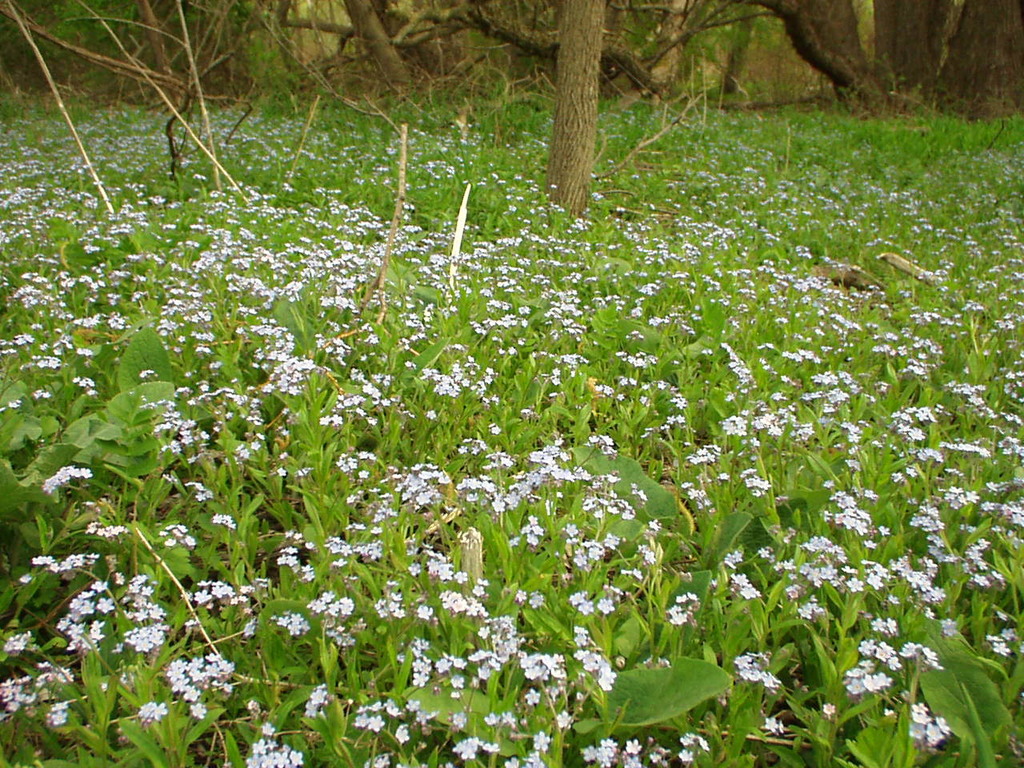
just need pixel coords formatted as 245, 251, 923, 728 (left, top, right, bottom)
408, 687, 493, 723
710, 511, 752, 564
406, 339, 448, 376
106, 382, 175, 425
613, 614, 644, 657
0, 459, 51, 521
118, 327, 174, 390
63, 415, 122, 455
920, 666, 1009, 741
606, 659, 731, 727
698, 299, 728, 339
674, 570, 712, 603
24, 442, 81, 484
273, 299, 317, 354
573, 447, 690, 532
845, 726, 894, 768
920, 623, 1011, 742
962, 681, 997, 768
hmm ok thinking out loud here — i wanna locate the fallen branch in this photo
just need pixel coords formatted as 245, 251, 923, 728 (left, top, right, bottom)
877, 252, 936, 285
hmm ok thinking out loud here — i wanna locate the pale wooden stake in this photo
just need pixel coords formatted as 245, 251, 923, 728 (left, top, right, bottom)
447, 183, 472, 295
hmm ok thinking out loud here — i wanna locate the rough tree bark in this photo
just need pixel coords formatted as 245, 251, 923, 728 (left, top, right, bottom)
873, 0, 951, 93
721, 15, 754, 95
135, 0, 172, 76
342, 0, 410, 86
546, 0, 604, 217
939, 0, 1024, 114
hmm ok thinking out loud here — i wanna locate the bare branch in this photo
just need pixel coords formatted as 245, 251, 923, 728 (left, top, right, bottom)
361, 124, 409, 321
0, 1, 186, 93
4, 0, 115, 215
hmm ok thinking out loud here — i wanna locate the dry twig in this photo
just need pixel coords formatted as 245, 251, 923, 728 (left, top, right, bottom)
447, 183, 472, 295
286, 94, 321, 180
5, 0, 115, 215
598, 97, 697, 179
361, 123, 409, 322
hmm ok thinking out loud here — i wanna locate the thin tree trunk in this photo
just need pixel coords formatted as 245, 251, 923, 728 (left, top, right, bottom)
721, 15, 754, 95
135, 0, 172, 75
343, 0, 410, 87
546, 0, 604, 217
650, 0, 690, 89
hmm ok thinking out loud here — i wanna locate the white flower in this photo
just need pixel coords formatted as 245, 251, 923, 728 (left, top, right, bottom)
42, 466, 92, 495
138, 701, 169, 726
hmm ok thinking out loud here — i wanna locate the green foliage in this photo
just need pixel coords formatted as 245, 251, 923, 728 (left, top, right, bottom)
607, 660, 731, 727
2, 100, 1024, 767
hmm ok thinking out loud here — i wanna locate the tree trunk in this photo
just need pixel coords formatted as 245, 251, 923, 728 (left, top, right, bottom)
650, 0, 691, 90
873, 0, 951, 93
939, 0, 1024, 114
756, 0, 882, 99
136, 0, 172, 76
546, 0, 604, 217
721, 15, 754, 95
342, 0, 410, 87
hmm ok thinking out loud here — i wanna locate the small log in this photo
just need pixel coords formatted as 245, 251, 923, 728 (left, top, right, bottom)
812, 264, 883, 291
877, 252, 936, 285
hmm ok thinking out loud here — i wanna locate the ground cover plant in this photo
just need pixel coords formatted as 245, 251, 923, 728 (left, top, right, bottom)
1, 96, 1024, 767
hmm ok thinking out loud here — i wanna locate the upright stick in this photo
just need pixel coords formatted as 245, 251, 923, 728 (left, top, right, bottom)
362, 123, 408, 322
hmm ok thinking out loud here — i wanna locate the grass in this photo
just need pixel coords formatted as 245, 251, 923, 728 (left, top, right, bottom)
1, 95, 1024, 767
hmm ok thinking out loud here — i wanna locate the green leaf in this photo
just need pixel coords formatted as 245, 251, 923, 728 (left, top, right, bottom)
106, 382, 175, 425
408, 687, 493, 724
405, 339, 448, 376
698, 299, 727, 339
613, 614, 645, 658
920, 624, 1011, 743
24, 442, 81, 485
710, 511, 752, 564
845, 727, 895, 768
0, 459, 51, 521
273, 299, 317, 355
961, 681, 997, 768
119, 720, 170, 768
573, 447, 689, 531
118, 327, 174, 390
606, 659, 731, 727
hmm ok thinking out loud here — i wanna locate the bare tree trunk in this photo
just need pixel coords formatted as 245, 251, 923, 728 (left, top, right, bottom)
755, 0, 882, 99
721, 15, 754, 95
873, 0, 951, 93
136, 0, 172, 75
546, 0, 604, 217
343, 0, 410, 87
650, 0, 690, 89
939, 0, 1024, 114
